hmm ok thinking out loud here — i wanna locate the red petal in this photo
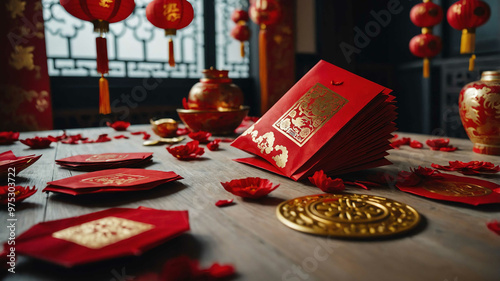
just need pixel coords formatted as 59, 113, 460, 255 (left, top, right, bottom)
0, 186, 37, 205
130, 131, 146, 135
487, 221, 500, 235
142, 133, 151, 140
19, 137, 52, 149
113, 135, 129, 139
207, 139, 221, 151
207, 263, 236, 278
221, 177, 279, 199
107, 121, 130, 131
410, 140, 423, 149
215, 199, 234, 207
188, 131, 212, 143
167, 141, 205, 160
309, 170, 345, 192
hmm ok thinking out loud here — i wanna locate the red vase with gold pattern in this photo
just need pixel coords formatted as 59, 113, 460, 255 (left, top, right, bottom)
459, 71, 500, 155
187, 68, 244, 110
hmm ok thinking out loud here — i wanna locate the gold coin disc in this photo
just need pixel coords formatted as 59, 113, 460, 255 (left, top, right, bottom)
276, 193, 421, 238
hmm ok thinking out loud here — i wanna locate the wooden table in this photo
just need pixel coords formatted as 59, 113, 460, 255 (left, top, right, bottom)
2, 126, 500, 281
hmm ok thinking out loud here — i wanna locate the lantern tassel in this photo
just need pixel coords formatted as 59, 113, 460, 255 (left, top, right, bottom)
99, 75, 111, 115
240, 42, 245, 57
259, 27, 269, 114
168, 38, 175, 67
423, 58, 430, 78
460, 29, 475, 54
96, 37, 109, 74
469, 54, 476, 71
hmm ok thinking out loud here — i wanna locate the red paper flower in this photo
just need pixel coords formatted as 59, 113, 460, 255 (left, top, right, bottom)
410, 140, 423, 149
397, 166, 440, 186
113, 135, 129, 139
487, 221, 500, 235
426, 138, 457, 151
0, 186, 37, 205
207, 139, 221, 151
432, 161, 500, 175
188, 131, 212, 144
0, 131, 19, 145
167, 141, 205, 160
106, 121, 130, 131
220, 177, 279, 199
390, 136, 411, 149
215, 199, 234, 207
19, 137, 52, 149
156, 256, 235, 281
308, 170, 345, 192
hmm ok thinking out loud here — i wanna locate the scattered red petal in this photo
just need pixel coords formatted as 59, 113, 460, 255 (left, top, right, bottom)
432, 161, 500, 175
130, 131, 146, 135
0, 186, 37, 205
221, 177, 279, 199
397, 166, 440, 186
215, 199, 234, 207
106, 121, 130, 131
159, 256, 235, 281
188, 131, 212, 143
487, 221, 500, 235
95, 134, 112, 143
219, 138, 234, 143
426, 138, 457, 151
167, 140, 205, 160
19, 137, 52, 149
344, 181, 371, 190
207, 139, 221, 151
0, 131, 19, 145
206, 263, 236, 279
390, 136, 411, 149
176, 127, 191, 136
440, 146, 458, 152
309, 170, 345, 193
113, 135, 129, 139
410, 140, 423, 149
47, 131, 68, 142
143, 132, 151, 140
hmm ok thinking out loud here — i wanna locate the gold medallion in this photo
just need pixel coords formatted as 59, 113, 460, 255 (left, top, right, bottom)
276, 194, 420, 238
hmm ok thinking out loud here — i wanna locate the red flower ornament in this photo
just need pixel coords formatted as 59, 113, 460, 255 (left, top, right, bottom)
19, 137, 52, 149
167, 140, 205, 160
0, 186, 37, 205
0, 131, 19, 145
308, 170, 345, 193
207, 139, 221, 151
107, 121, 130, 131
220, 177, 279, 199
188, 131, 212, 143
426, 138, 457, 151
432, 161, 500, 175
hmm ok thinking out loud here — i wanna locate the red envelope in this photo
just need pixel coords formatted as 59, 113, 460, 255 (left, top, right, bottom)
43, 168, 182, 195
231, 60, 396, 180
55, 152, 153, 171
396, 173, 500, 206
0, 150, 42, 177
10, 207, 189, 267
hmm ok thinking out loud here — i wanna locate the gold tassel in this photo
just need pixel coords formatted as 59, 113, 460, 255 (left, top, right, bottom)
168, 38, 175, 67
99, 75, 111, 115
469, 54, 476, 71
259, 26, 269, 114
423, 57, 430, 78
460, 29, 475, 54
240, 42, 245, 57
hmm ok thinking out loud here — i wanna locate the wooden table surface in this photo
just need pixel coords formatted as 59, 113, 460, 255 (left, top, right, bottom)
1, 125, 500, 281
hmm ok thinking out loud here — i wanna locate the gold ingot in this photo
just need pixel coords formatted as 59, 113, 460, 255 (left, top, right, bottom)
276, 194, 420, 238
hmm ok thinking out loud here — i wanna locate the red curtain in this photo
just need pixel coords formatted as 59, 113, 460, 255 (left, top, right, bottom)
0, 0, 53, 131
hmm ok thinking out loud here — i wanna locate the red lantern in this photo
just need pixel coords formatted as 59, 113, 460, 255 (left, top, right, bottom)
146, 0, 194, 67
447, 0, 490, 71
60, 0, 135, 115
248, 0, 281, 114
409, 0, 442, 78
230, 9, 251, 57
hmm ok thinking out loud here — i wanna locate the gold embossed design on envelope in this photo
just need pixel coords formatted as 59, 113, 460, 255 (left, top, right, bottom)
81, 173, 146, 185
424, 181, 492, 197
52, 216, 154, 249
85, 154, 129, 162
273, 83, 348, 147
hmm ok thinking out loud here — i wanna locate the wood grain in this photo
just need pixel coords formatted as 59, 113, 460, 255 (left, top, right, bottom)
1, 127, 499, 280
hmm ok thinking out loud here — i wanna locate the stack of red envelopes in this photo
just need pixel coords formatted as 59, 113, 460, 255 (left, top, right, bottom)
231, 60, 397, 180
0, 150, 41, 177
43, 168, 182, 195
11, 207, 189, 267
55, 152, 153, 171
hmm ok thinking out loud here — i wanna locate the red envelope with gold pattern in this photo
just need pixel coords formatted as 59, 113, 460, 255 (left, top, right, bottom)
0, 150, 42, 177
231, 60, 396, 180
56, 152, 153, 171
396, 173, 500, 206
10, 207, 189, 267
43, 168, 182, 195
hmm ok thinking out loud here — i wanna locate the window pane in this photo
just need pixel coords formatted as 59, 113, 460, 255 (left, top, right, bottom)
214, 0, 250, 78
42, 0, 205, 78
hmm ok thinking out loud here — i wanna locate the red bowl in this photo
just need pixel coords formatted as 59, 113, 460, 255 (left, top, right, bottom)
177, 106, 249, 135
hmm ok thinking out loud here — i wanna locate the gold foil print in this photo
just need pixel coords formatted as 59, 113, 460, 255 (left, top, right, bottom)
424, 181, 492, 197
85, 154, 129, 162
52, 216, 154, 249
6, 0, 26, 19
273, 83, 348, 147
240, 125, 289, 168
9, 45, 35, 71
277, 194, 420, 238
80, 173, 146, 186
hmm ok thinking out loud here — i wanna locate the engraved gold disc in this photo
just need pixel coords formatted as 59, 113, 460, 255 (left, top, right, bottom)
276, 194, 420, 238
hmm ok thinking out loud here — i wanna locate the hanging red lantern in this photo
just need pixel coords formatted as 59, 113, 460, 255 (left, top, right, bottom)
60, 0, 135, 115
248, 0, 281, 114
146, 0, 194, 67
230, 9, 251, 57
447, 0, 490, 71
409, 0, 443, 78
